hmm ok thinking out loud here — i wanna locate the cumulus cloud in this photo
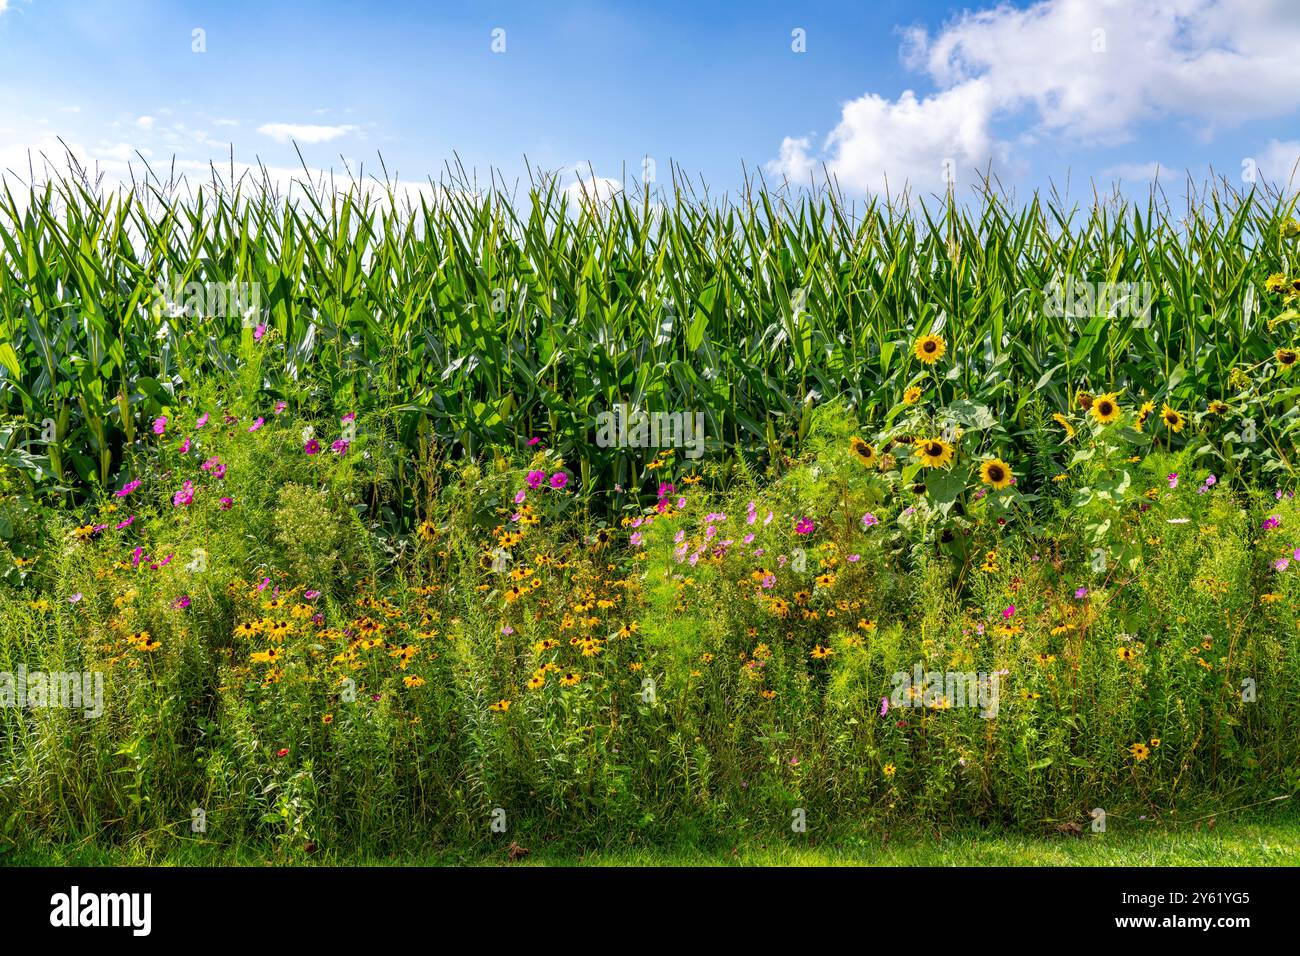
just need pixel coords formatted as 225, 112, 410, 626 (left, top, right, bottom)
257, 122, 358, 144
135, 115, 154, 130
1256, 140, 1300, 188
770, 0, 1300, 195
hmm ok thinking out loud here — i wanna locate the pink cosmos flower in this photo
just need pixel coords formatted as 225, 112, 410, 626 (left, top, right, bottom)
341, 412, 356, 423
219, 497, 234, 510
1002, 604, 1015, 620
305, 439, 320, 455
117, 479, 141, 498
196, 412, 209, 429
172, 595, 191, 610
248, 417, 264, 432
115, 515, 135, 530
514, 489, 527, 504
173, 481, 195, 507
179, 438, 191, 454
331, 440, 349, 455
274, 401, 287, 414
254, 323, 267, 342
861, 512, 879, 527
152, 416, 167, 435
526, 470, 545, 489
527, 437, 541, 446
795, 517, 814, 535
549, 472, 568, 490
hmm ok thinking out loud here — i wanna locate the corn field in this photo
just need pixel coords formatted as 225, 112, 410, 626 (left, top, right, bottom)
1, 171, 1298, 505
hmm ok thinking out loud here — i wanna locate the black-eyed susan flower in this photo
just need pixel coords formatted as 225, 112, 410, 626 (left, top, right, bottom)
1129, 742, 1150, 761
489, 699, 511, 712
1161, 403, 1186, 432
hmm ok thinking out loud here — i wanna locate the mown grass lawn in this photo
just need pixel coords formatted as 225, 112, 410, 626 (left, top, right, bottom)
7, 805, 1296, 867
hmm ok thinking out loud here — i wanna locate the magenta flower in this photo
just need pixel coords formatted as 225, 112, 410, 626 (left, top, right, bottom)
253, 323, 267, 342
274, 401, 287, 415
1274, 558, 1290, 571
304, 590, 321, 601
1263, 515, 1282, 530
219, 497, 234, 510
116, 479, 141, 498
549, 472, 568, 490
341, 412, 356, 423
1074, 587, 1089, 599
172, 595, 191, 610
304, 438, 320, 455
514, 488, 527, 504
795, 517, 814, 535
200, 456, 220, 472
115, 515, 135, 530
248, 417, 264, 432
1167, 472, 1178, 489
527, 437, 541, 446
861, 512, 879, 528
526, 470, 545, 489
173, 481, 195, 507
179, 438, 191, 454
331, 439, 349, 455
196, 412, 209, 429
1002, 604, 1016, 620
152, 416, 167, 435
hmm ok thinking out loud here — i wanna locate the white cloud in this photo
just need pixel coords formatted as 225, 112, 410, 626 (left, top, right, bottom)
1099, 161, 1165, 182
257, 122, 357, 144
1257, 140, 1300, 188
212, 118, 239, 127
135, 115, 154, 130
563, 171, 622, 208
771, 0, 1300, 195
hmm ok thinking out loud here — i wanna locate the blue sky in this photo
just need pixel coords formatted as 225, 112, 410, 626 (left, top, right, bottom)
1, 0, 1298, 202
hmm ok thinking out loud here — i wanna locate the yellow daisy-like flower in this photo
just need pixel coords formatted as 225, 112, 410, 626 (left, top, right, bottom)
979, 458, 1013, 490
810, 644, 834, 659
1129, 742, 1150, 761
914, 437, 955, 469
1160, 403, 1186, 432
1134, 400, 1155, 432
849, 436, 877, 467
1090, 392, 1122, 425
559, 671, 581, 687
489, 699, 511, 712
1265, 272, 1287, 294
1051, 413, 1075, 439
1275, 347, 1298, 371
882, 763, 896, 777
913, 334, 946, 364
526, 673, 545, 690
903, 385, 922, 405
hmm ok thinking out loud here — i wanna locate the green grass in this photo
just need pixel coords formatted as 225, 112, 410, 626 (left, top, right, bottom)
7, 805, 1297, 867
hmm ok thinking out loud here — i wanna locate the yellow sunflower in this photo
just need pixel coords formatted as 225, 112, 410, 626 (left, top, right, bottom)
1051, 413, 1075, 439
849, 436, 877, 467
1160, 403, 1186, 432
1276, 347, 1298, 371
979, 458, 1014, 490
1090, 392, 1122, 425
913, 334, 946, 365
903, 385, 922, 404
914, 437, 955, 469
1134, 400, 1155, 432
